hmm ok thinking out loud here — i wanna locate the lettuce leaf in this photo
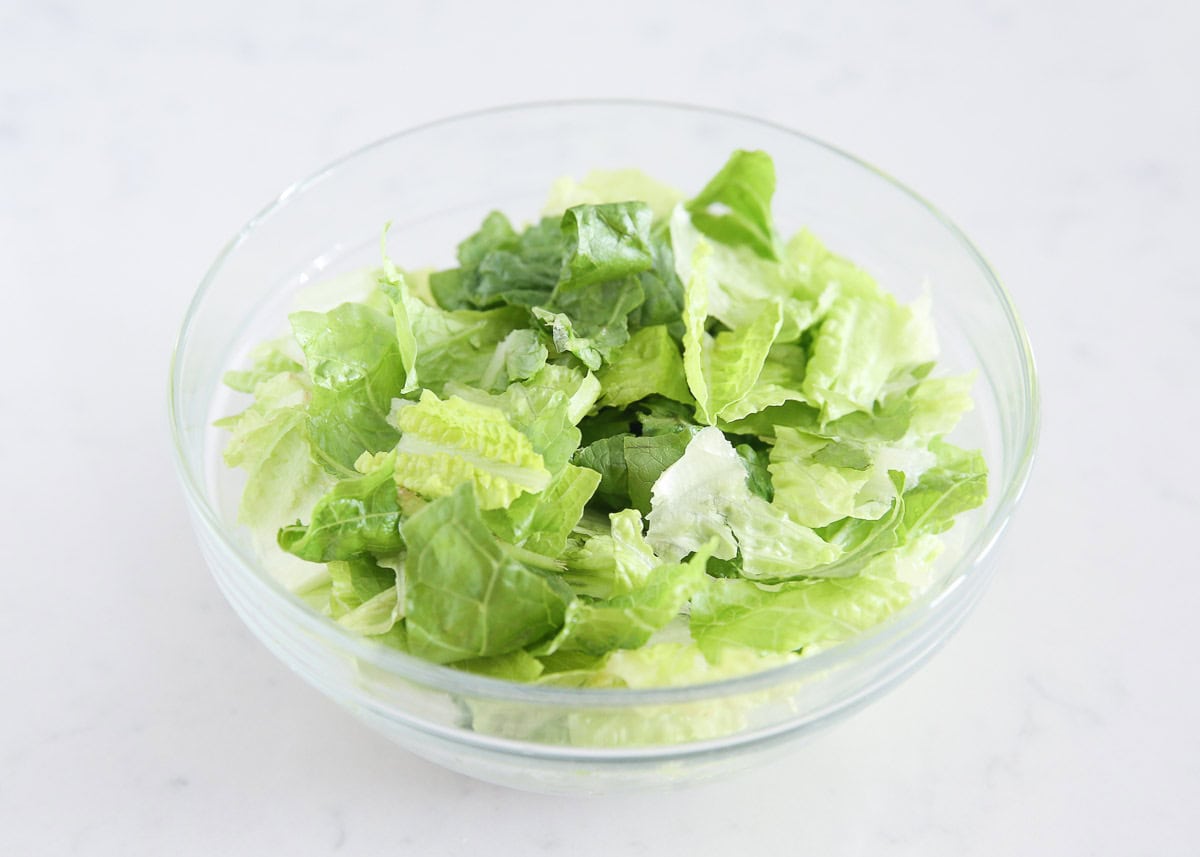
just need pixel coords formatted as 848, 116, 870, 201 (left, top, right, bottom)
392, 390, 551, 509
327, 555, 398, 618
680, 240, 785, 424
222, 338, 302, 394
802, 279, 938, 421
595, 325, 691, 408
482, 463, 600, 557
560, 508, 660, 599
540, 547, 711, 657
401, 484, 572, 663
686, 149, 780, 261
383, 259, 529, 395
277, 451, 405, 562
430, 213, 563, 310
574, 429, 695, 515
690, 570, 912, 658
290, 302, 406, 473
556, 202, 655, 290
899, 439, 988, 538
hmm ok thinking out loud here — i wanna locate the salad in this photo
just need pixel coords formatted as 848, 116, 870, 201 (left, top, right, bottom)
218, 150, 987, 687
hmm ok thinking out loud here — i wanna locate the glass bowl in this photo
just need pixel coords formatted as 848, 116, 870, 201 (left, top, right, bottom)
169, 100, 1038, 794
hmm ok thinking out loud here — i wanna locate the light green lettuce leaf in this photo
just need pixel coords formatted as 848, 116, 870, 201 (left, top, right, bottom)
444, 371, 588, 476
482, 464, 600, 556
731, 495, 842, 580
601, 642, 797, 688
402, 484, 572, 663
768, 426, 875, 528
277, 450, 404, 562
392, 390, 551, 510
561, 508, 660, 599
906, 373, 977, 439
899, 439, 988, 538
690, 571, 912, 658
336, 585, 403, 636
645, 426, 748, 562
532, 307, 604, 371
530, 364, 602, 425
217, 372, 335, 592
383, 270, 529, 394
222, 338, 302, 394
670, 208, 818, 336
478, 328, 549, 392
290, 302, 407, 473
453, 649, 546, 682
595, 325, 691, 408
686, 149, 780, 261
802, 279, 939, 421
680, 241, 785, 424
540, 547, 712, 657
646, 427, 839, 576
716, 342, 809, 422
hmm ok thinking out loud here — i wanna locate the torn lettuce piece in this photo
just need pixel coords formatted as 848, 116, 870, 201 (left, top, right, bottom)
670, 207, 817, 335
899, 439, 988, 539
646, 427, 840, 578
690, 569, 912, 659
680, 240, 785, 424
217, 371, 335, 593
561, 509, 660, 599
556, 202, 655, 291
574, 428, 695, 515
540, 546, 712, 657
446, 364, 595, 475
685, 149, 780, 261
290, 302, 407, 473
482, 464, 600, 557
327, 555, 399, 618
768, 427, 876, 528
595, 325, 691, 409
383, 270, 529, 395
277, 451, 405, 563
392, 390, 551, 510
222, 338, 303, 394
402, 484, 572, 663
645, 426, 749, 562
429, 213, 563, 311
801, 278, 939, 421
478, 328, 549, 392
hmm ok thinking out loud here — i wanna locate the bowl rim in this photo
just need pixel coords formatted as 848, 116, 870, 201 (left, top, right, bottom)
169, 98, 1040, 708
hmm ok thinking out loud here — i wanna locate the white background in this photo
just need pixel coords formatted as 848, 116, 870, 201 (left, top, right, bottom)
3, 1, 1197, 854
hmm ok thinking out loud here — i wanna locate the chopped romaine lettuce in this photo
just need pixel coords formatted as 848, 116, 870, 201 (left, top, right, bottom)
218, 149, 987, 689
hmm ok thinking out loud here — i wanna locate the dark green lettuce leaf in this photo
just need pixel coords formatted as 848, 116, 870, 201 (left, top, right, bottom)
402, 484, 572, 664
573, 429, 695, 515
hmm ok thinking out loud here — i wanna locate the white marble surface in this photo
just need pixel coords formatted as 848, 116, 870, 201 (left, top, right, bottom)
3, 1, 1198, 853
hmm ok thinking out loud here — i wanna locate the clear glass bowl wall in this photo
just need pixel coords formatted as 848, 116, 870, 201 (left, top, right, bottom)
170, 102, 1037, 794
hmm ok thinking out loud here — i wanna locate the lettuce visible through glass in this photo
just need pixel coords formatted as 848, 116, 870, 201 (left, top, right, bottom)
219, 151, 987, 689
